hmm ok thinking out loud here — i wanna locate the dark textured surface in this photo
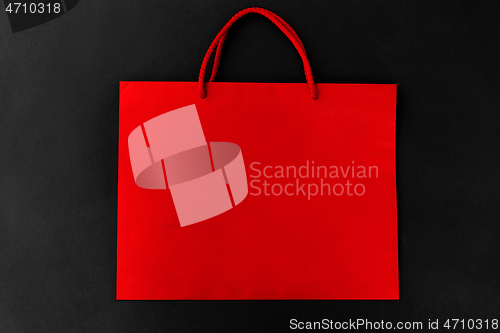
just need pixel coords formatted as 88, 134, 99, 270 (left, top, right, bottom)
1, 1, 499, 331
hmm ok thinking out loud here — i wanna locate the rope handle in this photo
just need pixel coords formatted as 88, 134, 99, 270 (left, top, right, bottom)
198, 7, 318, 100
209, 10, 308, 82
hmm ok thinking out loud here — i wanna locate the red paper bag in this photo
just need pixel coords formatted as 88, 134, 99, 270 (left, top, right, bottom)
117, 8, 398, 299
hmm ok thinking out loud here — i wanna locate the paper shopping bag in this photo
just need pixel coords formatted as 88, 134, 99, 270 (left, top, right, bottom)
117, 7, 398, 300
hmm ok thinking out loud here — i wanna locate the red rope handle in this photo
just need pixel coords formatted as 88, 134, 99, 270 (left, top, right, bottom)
198, 7, 318, 100
209, 10, 307, 82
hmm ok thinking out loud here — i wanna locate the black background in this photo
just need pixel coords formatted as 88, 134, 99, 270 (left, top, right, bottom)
1, 1, 500, 332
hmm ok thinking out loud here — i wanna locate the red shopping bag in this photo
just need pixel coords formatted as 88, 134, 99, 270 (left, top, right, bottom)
117, 7, 398, 299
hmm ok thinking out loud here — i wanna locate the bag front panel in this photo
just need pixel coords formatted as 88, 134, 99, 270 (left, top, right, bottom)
117, 81, 398, 299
